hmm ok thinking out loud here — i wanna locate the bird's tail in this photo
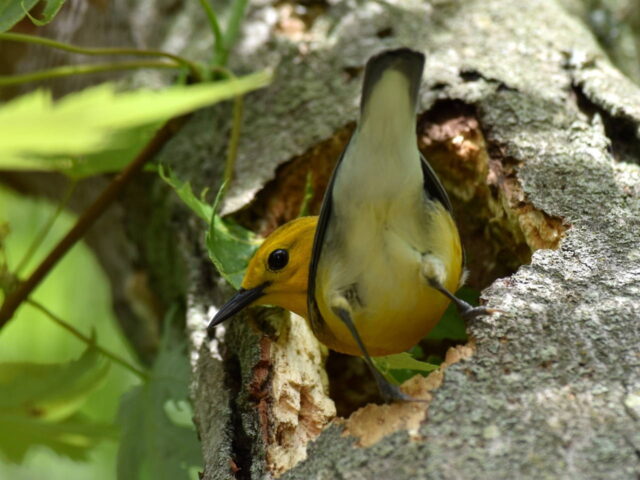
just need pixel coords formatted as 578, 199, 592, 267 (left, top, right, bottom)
359, 48, 425, 121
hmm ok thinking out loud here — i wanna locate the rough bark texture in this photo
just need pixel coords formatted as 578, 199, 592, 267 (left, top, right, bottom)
185, 0, 640, 478
3, 0, 640, 478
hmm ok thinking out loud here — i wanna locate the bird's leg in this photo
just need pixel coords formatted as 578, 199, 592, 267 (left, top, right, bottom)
421, 254, 499, 321
332, 306, 423, 403
427, 278, 500, 321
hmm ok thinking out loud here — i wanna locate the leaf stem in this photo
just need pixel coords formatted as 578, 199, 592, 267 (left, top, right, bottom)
0, 61, 178, 87
28, 299, 149, 380
197, 0, 225, 66
14, 181, 77, 277
0, 32, 203, 82
215, 0, 249, 67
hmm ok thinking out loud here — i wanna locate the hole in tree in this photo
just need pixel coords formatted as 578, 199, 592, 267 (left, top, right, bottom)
232, 100, 560, 418
572, 84, 640, 166
326, 100, 543, 416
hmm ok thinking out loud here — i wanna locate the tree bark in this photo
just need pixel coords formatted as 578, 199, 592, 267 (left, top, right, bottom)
183, 0, 640, 478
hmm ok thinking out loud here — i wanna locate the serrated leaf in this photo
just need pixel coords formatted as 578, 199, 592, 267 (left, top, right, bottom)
0, 71, 270, 172
117, 326, 201, 480
158, 165, 213, 222
0, 412, 118, 463
206, 215, 261, 289
160, 168, 261, 289
206, 184, 261, 289
0, 344, 110, 421
23, 0, 66, 26
0, 0, 39, 32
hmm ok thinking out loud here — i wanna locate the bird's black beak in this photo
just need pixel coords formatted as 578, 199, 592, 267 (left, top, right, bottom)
207, 283, 269, 334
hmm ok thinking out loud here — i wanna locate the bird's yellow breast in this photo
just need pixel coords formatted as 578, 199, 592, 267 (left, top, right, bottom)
314, 200, 462, 356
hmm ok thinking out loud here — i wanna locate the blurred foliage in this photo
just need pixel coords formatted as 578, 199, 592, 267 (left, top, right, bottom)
0, 74, 269, 177
0, 413, 118, 465
0, 345, 116, 462
0, 0, 39, 32
23, 0, 66, 27
0, 1, 66, 31
0, 345, 110, 422
0, 186, 139, 478
0, 0, 263, 477
373, 352, 438, 385
117, 320, 200, 480
0, 187, 201, 478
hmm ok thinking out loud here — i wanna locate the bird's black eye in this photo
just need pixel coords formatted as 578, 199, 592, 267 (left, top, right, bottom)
267, 249, 289, 271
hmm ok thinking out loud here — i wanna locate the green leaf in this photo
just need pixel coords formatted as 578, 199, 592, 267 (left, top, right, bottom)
160, 168, 262, 289
0, 344, 114, 463
158, 165, 213, 222
0, 412, 118, 463
206, 183, 261, 289
0, 344, 110, 421
0, 0, 38, 32
375, 352, 439, 373
116, 323, 201, 480
298, 170, 314, 217
0, 71, 270, 172
64, 122, 162, 180
23, 0, 65, 26
373, 353, 438, 385
207, 215, 261, 289
215, 0, 249, 66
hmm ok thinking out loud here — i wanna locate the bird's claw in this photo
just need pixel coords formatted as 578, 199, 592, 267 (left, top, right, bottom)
460, 305, 504, 322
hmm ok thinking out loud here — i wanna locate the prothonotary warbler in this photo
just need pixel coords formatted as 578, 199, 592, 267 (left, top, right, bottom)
209, 48, 495, 402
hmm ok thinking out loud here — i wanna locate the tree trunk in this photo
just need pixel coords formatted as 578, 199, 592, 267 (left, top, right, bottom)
184, 1, 640, 478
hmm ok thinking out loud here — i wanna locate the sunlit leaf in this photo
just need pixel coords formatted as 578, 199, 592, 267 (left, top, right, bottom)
117, 325, 201, 480
64, 123, 163, 179
0, 344, 110, 421
0, 0, 39, 32
0, 71, 270, 172
0, 412, 118, 463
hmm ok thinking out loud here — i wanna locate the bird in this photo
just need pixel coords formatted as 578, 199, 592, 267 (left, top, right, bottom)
208, 48, 494, 402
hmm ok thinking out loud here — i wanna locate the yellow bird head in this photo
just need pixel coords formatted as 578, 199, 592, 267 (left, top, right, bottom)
208, 216, 317, 329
